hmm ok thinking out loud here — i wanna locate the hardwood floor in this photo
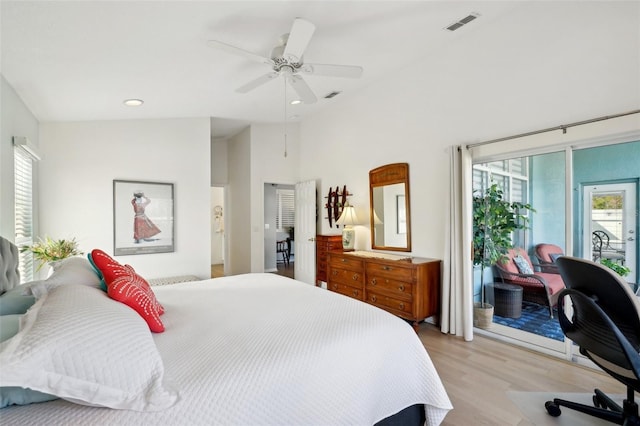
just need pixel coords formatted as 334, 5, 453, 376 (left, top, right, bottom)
275, 259, 294, 279
210, 261, 294, 279
417, 323, 623, 425
210, 263, 224, 278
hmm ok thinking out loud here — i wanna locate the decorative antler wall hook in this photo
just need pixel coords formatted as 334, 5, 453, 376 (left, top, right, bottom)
324, 185, 352, 228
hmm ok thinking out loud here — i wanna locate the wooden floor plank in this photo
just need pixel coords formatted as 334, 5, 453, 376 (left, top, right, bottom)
417, 323, 624, 425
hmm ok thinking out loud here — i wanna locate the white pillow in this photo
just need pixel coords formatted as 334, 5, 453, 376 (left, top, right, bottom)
0, 284, 179, 411
26, 256, 102, 298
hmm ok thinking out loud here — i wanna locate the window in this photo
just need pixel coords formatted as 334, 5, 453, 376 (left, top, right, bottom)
473, 158, 531, 247
276, 189, 295, 231
14, 146, 35, 282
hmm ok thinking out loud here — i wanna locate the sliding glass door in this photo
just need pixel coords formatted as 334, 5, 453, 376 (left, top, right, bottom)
473, 139, 640, 357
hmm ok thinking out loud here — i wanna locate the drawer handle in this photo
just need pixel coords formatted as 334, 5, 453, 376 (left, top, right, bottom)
398, 285, 405, 292
371, 278, 377, 285
382, 266, 392, 271
352, 273, 359, 281
341, 258, 347, 262
353, 290, 359, 297
371, 295, 377, 302
399, 302, 405, 310
332, 270, 337, 276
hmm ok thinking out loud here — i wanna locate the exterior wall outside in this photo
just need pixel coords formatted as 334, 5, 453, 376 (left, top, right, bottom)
573, 140, 640, 259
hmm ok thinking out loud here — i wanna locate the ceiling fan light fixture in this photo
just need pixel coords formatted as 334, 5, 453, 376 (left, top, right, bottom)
123, 99, 144, 107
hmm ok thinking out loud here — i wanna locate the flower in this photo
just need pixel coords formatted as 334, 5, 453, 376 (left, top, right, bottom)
20, 236, 83, 271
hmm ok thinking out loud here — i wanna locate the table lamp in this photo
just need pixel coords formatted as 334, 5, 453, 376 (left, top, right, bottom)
337, 203, 358, 250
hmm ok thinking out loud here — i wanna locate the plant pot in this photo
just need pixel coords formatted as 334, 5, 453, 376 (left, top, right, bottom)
473, 302, 494, 329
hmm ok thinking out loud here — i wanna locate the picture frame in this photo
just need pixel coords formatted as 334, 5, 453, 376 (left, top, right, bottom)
397, 194, 406, 234
113, 180, 174, 255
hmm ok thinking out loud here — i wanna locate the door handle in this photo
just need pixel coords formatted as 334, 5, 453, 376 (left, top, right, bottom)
628, 237, 635, 241
308, 237, 315, 242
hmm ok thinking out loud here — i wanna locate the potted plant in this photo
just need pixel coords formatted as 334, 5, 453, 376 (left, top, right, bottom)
20, 236, 82, 272
472, 183, 534, 328
600, 258, 631, 277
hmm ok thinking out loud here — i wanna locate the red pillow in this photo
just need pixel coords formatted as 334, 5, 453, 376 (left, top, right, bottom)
90, 249, 165, 333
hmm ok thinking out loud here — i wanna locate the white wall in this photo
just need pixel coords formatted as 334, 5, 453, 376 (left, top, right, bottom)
38, 118, 211, 280
211, 138, 228, 186
0, 75, 40, 240
210, 186, 224, 265
227, 127, 251, 275
249, 123, 300, 273
299, 1, 640, 260
263, 183, 277, 272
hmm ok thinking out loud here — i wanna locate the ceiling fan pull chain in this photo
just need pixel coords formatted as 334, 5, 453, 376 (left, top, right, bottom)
283, 77, 288, 158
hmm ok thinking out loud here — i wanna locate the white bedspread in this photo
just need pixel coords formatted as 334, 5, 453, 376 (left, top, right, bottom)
2, 273, 452, 425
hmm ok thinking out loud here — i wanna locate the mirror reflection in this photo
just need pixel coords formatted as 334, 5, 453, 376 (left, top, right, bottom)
369, 163, 411, 252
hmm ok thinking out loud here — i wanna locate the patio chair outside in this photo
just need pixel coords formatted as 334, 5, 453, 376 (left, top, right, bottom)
494, 248, 566, 318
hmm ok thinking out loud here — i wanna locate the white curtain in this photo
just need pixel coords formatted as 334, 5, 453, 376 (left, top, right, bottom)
441, 145, 474, 341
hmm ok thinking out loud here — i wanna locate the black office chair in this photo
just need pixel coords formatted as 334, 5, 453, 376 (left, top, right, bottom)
545, 256, 640, 424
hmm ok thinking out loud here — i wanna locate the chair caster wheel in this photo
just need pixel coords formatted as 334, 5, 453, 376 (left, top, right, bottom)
545, 401, 561, 417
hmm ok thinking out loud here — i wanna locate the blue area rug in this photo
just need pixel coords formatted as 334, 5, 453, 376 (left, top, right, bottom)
493, 301, 564, 341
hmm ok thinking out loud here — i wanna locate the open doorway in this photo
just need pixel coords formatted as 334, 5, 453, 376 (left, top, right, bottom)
211, 186, 226, 278
264, 183, 295, 279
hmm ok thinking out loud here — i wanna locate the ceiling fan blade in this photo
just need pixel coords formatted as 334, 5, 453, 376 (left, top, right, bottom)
282, 18, 316, 63
288, 75, 317, 104
301, 63, 363, 79
207, 40, 274, 66
236, 72, 279, 93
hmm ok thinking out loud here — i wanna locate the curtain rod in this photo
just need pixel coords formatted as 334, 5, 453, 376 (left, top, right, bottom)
466, 109, 640, 150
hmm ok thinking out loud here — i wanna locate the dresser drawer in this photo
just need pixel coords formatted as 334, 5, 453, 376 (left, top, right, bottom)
328, 266, 364, 288
366, 276, 413, 301
365, 262, 413, 282
366, 292, 413, 316
329, 282, 364, 300
329, 254, 364, 271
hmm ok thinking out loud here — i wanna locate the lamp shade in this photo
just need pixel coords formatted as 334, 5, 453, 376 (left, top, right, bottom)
372, 209, 383, 225
337, 205, 359, 227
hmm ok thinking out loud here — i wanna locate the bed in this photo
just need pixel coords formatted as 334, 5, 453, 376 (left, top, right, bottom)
0, 237, 452, 425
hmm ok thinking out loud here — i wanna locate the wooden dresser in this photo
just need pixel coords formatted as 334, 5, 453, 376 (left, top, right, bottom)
327, 251, 441, 330
315, 235, 343, 286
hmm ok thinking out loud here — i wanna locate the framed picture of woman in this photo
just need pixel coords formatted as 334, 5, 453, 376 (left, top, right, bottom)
113, 180, 174, 255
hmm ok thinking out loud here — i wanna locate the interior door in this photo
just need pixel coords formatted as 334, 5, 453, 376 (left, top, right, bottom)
583, 182, 637, 283
294, 180, 317, 284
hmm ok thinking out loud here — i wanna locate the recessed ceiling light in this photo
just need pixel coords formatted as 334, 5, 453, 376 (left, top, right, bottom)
123, 99, 144, 107
290, 99, 302, 105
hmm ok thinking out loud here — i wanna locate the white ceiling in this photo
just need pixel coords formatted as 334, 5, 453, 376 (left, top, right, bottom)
0, 1, 617, 141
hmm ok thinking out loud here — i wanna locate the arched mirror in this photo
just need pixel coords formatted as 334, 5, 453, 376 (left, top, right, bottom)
369, 163, 411, 252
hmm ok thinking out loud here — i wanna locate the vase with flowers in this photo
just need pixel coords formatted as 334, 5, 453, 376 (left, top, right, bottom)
20, 236, 82, 272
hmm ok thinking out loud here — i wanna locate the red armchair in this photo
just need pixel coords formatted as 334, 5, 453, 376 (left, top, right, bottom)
534, 243, 564, 274
494, 248, 565, 318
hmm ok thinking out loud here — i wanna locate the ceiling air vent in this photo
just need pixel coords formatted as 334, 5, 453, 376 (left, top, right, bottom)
445, 13, 480, 31
324, 91, 341, 99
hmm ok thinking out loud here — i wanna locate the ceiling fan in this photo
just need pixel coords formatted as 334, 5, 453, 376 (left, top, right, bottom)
208, 18, 363, 104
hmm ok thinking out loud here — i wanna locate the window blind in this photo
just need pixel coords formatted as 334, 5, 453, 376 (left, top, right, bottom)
14, 147, 35, 282
276, 189, 295, 231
